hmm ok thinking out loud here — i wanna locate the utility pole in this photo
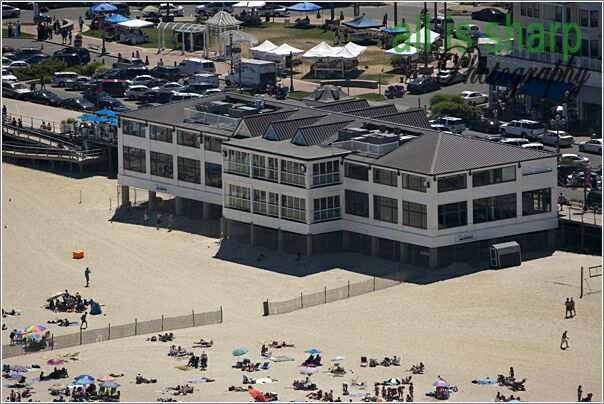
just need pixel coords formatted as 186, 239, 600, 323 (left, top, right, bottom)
444, 2, 448, 51
424, 2, 428, 68
330, 2, 335, 21
290, 51, 294, 91
229, 33, 234, 73
393, 2, 398, 25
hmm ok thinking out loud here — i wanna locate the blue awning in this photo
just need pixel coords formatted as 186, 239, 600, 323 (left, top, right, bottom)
382, 26, 408, 34
105, 14, 129, 24
90, 3, 117, 12
485, 70, 524, 87
95, 109, 117, 117
287, 2, 321, 12
519, 78, 574, 102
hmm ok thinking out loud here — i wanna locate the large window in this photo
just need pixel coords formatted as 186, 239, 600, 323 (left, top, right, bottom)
149, 125, 173, 143
373, 168, 397, 187
590, 40, 599, 59
472, 166, 516, 187
204, 162, 222, 188
402, 173, 427, 192
438, 174, 467, 193
177, 130, 201, 148
590, 10, 599, 27
122, 146, 145, 173
581, 9, 588, 26
312, 160, 340, 187
473, 193, 517, 224
227, 184, 250, 211
522, 188, 551, 216
225, 150, 250, 176
150, 151, 173, 179
281, 195, 306, 223
520, 3, 526, 16
281, 160, 306, 187
252, 155, 279, 182
373, 195, 398, 224
313, 196, 341, 222
344, 163, 369, 181
554, 6, 562, 22
345, 190, 369, 218
122, 120, 145, 138
253, 190, 279, 217
438, 201, 467, 229
204, 135, 223, 152
177, 157, 201, 184
402, 201, 427, 229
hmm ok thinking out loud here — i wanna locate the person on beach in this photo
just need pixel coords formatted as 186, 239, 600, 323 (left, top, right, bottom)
578, 385, 583, 402
84, 267, 91, 287
168, 214, 174, 232
80, 312, 88, 329
560, 330, 569, 349
565, 298, 571, 318
570, 297, 576, 317
9, 329, 16, 346
156, 212, 162, 230
509, 367, 514, 379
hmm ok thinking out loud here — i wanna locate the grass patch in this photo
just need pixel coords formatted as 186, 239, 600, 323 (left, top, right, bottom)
13, 60, 108, 82
83, 27, 160, 49
356, 93, 386, 101
242, 22, 334, 48
2, 28, 35, 39
287, 90, 311, 100
359, 72, 398, 84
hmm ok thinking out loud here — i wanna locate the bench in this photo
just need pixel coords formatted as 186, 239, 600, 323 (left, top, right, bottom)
88, 43, 100, 51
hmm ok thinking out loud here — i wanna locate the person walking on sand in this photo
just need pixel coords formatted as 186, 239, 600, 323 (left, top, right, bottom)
9, 329, 16, 346
570, 297, 576, 317
578, 385, 583, 402
144, 208, 149, 225
84, 267, 91, 287
168, 213, 174, 232
560, 330, 569, 350
80, 312, 88, 329
565, 298, 571, 318
156, 212, 162, 230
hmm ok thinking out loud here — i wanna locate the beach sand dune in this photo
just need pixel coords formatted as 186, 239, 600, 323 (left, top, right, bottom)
2, 163, 601, 402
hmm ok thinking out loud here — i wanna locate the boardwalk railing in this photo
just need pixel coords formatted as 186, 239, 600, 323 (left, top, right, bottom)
2, 144, 104, 162
2, 307, 223, 359
262, 269, 425, 316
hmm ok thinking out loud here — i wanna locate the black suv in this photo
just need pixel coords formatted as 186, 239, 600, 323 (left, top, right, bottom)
150, 65, 181, 81
585, 190, 602, 209
14, 47, 43, 61
407, 76, 441, 94
52, 53, 82, 67
54, 47, 91, 64
112, 67, 149, 80
29, 90, 62, 106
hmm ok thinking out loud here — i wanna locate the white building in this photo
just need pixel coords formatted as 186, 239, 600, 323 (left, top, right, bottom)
118, 94, 559, 269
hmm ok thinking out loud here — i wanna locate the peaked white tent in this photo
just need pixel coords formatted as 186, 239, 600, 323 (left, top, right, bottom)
406, 27, 440, 45
249, 39, 277, 58
302, 41, 366, 59
117, 19, 154, 29
343, 42, 367, 57
385, 43, 419, 56
270, 43, 304, 57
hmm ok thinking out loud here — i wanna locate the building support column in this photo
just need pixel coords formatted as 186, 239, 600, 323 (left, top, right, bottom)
399, 242, 408, 264
277, 228, 284, 252
371, 236, 379, 257
306, 233, 313, 256
148, 191, 157, 211
342, 231, 351, 251
120, 185, 130, 207
429, 248, 439, 270
250, 223, 256, 246
203, 202, 212, 219
175, 196, 185, 216
547, 228, 557, 251
220, 217, 227, 239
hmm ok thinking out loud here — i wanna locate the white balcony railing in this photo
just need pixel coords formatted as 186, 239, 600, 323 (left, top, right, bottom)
253, 201, 279, 217
509, 49, 602, 72
313, 208, 341, 223
224, 161, 250, 176
312, 172, 340, 187
252, 166, 279, 182
281, 206, 306, 223
226, 196, 250, 212
280, 171, 306, 187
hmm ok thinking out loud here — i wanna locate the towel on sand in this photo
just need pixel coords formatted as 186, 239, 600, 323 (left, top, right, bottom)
472, 378, 498, 385
256, 378, 278, 384
269, 356, 294, 362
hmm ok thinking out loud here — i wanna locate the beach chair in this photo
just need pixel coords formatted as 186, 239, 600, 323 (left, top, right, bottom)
253, 362, 261, 371
261, 362, 270, 370
242, 375, 254, 384
369, 358, 378, 367
360, 357, 368, 367
233, 361, 243, 369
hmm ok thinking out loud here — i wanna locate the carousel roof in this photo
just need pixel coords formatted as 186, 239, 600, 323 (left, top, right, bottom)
205, 11, 242, 27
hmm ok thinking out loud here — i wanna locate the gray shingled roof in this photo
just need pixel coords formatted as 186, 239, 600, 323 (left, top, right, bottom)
293, 120, 355, 146
348, 104, 398, 117
315, 99, 370, 112
265, 115, 327, 140
303, 84, 352, 103
374, 132, 555, 175
239, 109, 298, 137
374, 109, 432, 129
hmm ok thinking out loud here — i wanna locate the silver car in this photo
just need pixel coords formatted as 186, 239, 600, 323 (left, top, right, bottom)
65, 76, 93, 91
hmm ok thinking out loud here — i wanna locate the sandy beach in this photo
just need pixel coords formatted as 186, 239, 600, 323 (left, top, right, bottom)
1, 162, 602, 402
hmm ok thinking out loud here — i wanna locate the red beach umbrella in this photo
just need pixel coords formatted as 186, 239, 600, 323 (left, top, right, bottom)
248, 387, 266, 402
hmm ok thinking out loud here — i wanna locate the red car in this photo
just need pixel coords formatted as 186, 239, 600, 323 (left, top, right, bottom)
2, 45, 16, 53
100, 79, 129, 97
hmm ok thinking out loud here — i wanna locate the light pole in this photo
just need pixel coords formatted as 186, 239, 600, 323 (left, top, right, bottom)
550, 110, 566, 156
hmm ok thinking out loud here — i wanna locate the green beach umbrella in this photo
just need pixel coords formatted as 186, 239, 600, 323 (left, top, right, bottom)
142, 5, 159, 14
232, 347, 249, 356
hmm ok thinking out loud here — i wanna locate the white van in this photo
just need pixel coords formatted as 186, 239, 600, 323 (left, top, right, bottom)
52, 72, 79, 87
177, 58, 216, 75
500, 138, 529, 147
429, 116, 465, 133
522, 142, 545, 151
185, 73, 219, 88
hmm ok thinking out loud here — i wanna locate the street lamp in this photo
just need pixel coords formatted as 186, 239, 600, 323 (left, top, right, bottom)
550, 111, 566, 156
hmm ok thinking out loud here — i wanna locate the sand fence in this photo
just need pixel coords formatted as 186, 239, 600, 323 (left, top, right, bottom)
2, 308, 223, 359
263, 269, 425, 316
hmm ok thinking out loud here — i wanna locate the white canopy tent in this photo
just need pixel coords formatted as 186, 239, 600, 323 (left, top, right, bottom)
269, 43, 304, 57
302, 41, 367, 78
406, 27, 440, 45
117, 19, 154, 29
249, 39, 277, 58
385, 43, 419, 56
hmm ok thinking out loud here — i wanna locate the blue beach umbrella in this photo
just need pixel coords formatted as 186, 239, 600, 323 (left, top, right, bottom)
287, 2, 321, 12
74, 375, 95, 385
304, 348, 322, 354
91, 3, 117, 12
10, 365, 28, 372
95, 109, 117, 117
100, 380, 120, 388
9, 373, 23, 379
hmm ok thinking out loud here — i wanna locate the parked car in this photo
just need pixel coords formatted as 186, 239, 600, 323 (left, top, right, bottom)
430, 124, 455, 135
585, 189, 602, 209
138, 102, 162, 109
436, 70, 466, 85
97, 97, 129, 112
407, 76, 440, 94
82, 88, 112, 104
185, 83, 215, 94
29, 90, 62, 106
579, 138, 603, 155
158, 3, 184, 16
203, 88, 222, 96
152, 81, 187, 93
100, 79, 130, 97
125, 85, 150, 100
177, 58, 216, 75
169, 92, 202, 102
469, 118, 500, 133
471, 7, 506, 23
1, 68, 18, 82
52, 72, 79, 87
485, 134, 505, 142
429, 117, 465, 133
499, 138, 529, 147
558, 153, 589, 167
537, 130, 574, 147
257, 4, 289, 17
196, 2, 233, 16
52, 53, 82, 67
453, 23, 480, 38
61, 97, 96, 112
128, 74, 156, 86
499, 119, 546, 139
460, 90, 488, 105
2, 45, 16, 53
112, 58, 144, 69
2, 4, 21, 18
430, 16, 455, 33
185, 73, 219, 87
54, 47, 91, 64
112, 67, 149, 80
33, 13, 52, 23
65, 76, 93, 91
149, 65, 181, 81
13, 47, 43, 61
135, 89, 160, 103
24, 53, 51, 64
2, 56, 12, 66
7, 60, 29, 70
144, 78, 170, 88
521, 142, 545, 151
2, 81, 32, 99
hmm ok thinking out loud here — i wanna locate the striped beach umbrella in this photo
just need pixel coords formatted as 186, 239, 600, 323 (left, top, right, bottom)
25, 332, 42, 341
23, 325, 47, 334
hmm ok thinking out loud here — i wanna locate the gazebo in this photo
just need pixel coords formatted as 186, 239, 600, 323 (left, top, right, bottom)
157, 22, 208, 56
204, 11, 242, 58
